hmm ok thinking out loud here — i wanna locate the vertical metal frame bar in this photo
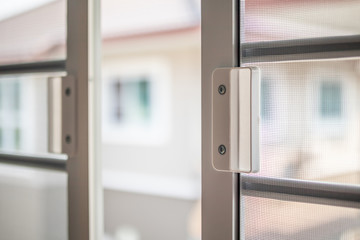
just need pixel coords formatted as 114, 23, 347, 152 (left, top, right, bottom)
89, 0, 103, 238
202, 0, 240, 239
66, 0, 91, 238
66, 0, 102, 239
238, 1, 245, 239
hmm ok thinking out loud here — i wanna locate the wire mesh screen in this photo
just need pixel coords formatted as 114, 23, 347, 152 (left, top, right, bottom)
244, 0, 360, 42
239, 0, 360, 239
244, 196, 360, 240
244, 59, 360, 185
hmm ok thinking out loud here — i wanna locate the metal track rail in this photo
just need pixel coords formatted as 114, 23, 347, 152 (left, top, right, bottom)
0, 60, 66, 75
241, 175, 360, 209
0, 151, 67, 171
242, 35, 360, 63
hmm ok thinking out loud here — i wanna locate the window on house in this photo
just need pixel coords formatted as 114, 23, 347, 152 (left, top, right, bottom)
12, 81, 20, 111
320, 81, 342, 118
0, 81, 20, 110
261, 80, 271, 120
14, 127, 21, 149
102, 59, 172, 146
0, 80, 22, 150
111, 77, 151, 125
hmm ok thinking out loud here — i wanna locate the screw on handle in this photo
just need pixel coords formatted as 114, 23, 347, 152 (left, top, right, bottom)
218, 85, 226, 95
65, 87, 71, 96
218, 145, 226, 155
65, 135, 71, 144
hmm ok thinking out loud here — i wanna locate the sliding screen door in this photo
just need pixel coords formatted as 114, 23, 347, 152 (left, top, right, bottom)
202, 0, 360, 239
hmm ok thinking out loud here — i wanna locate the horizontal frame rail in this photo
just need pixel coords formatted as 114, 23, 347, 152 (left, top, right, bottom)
241, 175, 360, 209
242, 35, 360, 63
0, 60, 66, 75
0, 151, 67, 171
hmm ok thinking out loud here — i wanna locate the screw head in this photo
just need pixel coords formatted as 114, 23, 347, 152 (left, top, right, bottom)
65, 135, 71, 144
218, 145, 226, 155
218, 85, 226, 95
65, 87, 71, 96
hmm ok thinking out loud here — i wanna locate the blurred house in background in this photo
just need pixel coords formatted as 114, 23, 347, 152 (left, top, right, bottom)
0, 0, 360, 239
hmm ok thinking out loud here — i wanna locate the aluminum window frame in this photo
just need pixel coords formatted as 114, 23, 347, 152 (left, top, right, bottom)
201, 0, 240, 240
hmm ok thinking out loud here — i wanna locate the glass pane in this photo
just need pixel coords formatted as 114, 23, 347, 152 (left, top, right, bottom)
244, 196, 360, 240
0, 0, 66, 65
247, 59, 360, 185
244, 0, 360, 42
0, 74, 63, 154
101, 0, 201, 239
0, 163, 67, 240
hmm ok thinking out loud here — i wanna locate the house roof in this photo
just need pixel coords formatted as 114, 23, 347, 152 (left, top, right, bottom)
101, 0, 199, 38
0, 0, 66, 64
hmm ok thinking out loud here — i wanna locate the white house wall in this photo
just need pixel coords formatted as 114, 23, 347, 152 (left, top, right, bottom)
101, 32, 201, 198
